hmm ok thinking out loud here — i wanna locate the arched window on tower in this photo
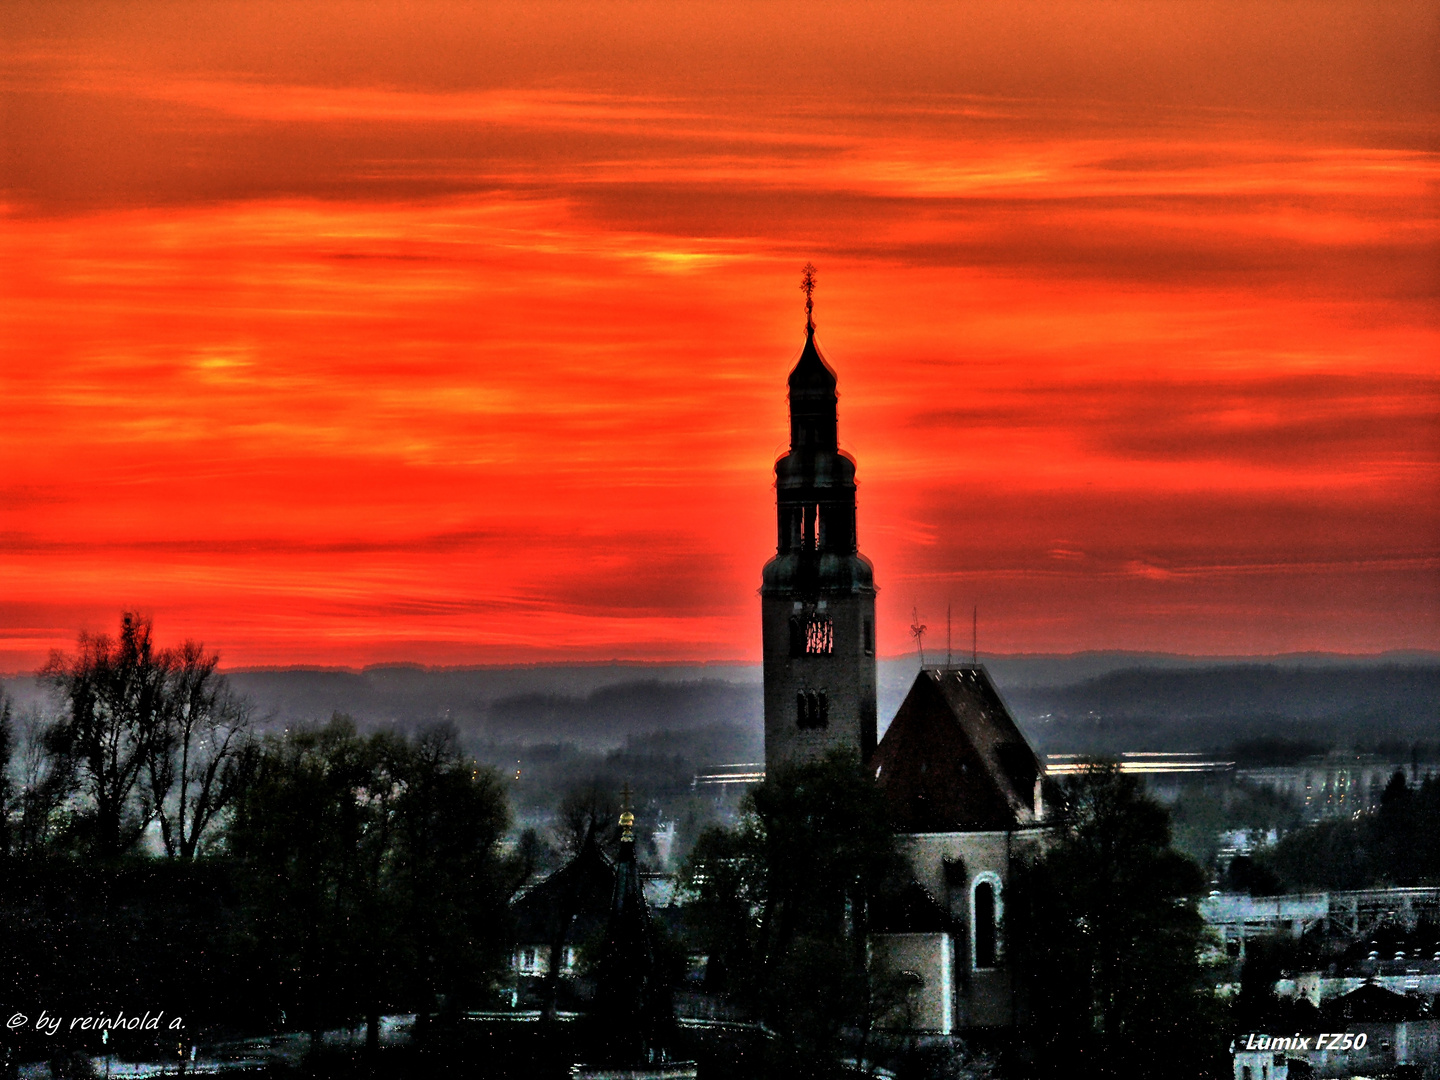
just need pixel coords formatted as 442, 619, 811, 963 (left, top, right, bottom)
801, 503, 823, 551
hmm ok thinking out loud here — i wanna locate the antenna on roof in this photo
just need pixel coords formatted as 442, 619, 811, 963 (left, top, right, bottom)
946, 602, 952, 668
910, 605, 927, 668
972, 605, 978, 665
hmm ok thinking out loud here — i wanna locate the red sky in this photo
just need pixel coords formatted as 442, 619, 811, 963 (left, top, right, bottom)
2, 0, 1437, 669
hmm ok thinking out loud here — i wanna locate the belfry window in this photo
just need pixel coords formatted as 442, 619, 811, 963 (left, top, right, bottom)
789, 614, 834, 657
796, 689, 829, 729
805, 615, 834, 655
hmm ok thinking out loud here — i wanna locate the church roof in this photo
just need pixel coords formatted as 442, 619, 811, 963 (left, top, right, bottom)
872, 666, 1045, 833
1321, 980, 1429, 1023
512, 836, 616, 946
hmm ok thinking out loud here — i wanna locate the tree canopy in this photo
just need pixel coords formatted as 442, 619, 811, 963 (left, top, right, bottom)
1259, 771, 1440, 890
39, 613, 253, 859
226, 716, 519, 1048
1007, 762, 1221, 1080
680, 748, 903, 1077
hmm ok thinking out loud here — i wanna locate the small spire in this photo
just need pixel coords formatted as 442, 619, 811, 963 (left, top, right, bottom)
800, 262, 817, 336
619, 781, 635, 843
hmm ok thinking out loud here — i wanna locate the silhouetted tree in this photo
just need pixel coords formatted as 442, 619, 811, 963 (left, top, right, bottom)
1008, 761, 1221, 1080
679, 823, 763, 993
1260, 773, 1440, 890
41, 614, 257, 860
226, 717, 394, 1047
389, 724, 517, 1021
9, 705, 77, 855
145, 640, 254, 859
0, 694, 12, 859
514, 825, 561, 881
43, 613, 170, 857
557, 780, 621, 857
681, 749, 903, 1077
226, 717, 517, 1053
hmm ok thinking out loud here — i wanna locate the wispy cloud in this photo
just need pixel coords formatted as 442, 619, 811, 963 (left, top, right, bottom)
1, 0, 1435, 666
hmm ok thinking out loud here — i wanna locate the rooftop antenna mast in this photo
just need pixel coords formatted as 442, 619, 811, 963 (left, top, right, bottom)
972, 605, 978, 665
910, 605, 927, 668
801, 262, 817, 335
946, 602, 952, 668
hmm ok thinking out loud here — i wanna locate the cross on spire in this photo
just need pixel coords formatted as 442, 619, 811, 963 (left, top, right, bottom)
800, 262, 817, 335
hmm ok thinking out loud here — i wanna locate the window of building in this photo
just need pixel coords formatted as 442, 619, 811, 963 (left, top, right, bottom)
517, 946, 546, 975
800, 502, 823, 551
863, 618, 874, 656
805, 615, 834, 654
973, 876, 1000, 969
790, 613, 834, 657
796, 689, 829, 730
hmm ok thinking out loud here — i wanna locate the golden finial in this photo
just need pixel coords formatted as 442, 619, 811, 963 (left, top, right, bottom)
800, 262, 817, 335
619, 782, 635, 842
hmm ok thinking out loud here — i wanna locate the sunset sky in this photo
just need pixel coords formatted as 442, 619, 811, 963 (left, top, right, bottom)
2, 0, 1437, 670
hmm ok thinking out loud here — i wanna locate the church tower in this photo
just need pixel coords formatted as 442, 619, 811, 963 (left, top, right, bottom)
762, 267, 878, 771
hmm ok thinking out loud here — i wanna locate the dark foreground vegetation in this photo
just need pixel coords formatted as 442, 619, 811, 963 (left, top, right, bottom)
680, 755, 1224, 1079
1256, 770, 1440, 892
1, 614, 527, 1073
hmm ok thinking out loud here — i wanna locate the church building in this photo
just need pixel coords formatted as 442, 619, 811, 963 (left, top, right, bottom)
760, 275, 1050, 1034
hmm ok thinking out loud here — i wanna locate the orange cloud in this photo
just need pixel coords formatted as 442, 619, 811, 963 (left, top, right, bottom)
1, 0, 1436, 668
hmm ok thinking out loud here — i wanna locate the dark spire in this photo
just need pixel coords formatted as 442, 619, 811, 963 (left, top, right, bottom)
588, 794, 675, 1067
787, 263, 838, 452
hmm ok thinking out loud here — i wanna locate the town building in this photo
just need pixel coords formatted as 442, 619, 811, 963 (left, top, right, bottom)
867, 666, 1049, 1031
510, 834, 615, 1010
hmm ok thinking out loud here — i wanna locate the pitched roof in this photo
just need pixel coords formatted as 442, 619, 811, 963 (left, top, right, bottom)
512, 837, 615, 946
872, 666, 1045, 833
1322, 979, 1429, 1023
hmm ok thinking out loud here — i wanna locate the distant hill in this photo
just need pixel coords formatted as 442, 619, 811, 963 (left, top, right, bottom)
1007, 664, 1440, 722
4, 652, 1435, 759
1003, 664, 1440, 755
